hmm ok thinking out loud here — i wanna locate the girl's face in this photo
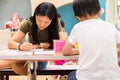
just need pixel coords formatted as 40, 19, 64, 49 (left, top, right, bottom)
36, 16, 52, 30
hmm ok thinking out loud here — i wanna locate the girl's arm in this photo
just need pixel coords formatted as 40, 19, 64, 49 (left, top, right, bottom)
8, 30, 33, 51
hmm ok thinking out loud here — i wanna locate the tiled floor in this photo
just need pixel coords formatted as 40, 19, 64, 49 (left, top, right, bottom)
9, 75, 68, 80
9, 75, 57, 80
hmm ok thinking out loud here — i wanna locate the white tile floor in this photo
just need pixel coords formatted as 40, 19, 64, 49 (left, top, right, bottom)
9, 75, 57, 80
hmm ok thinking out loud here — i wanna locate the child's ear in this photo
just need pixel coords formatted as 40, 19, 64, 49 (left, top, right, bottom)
98, 8, 104, 17
101, 8, 104, 14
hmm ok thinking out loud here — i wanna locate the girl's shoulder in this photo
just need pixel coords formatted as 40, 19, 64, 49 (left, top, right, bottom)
20, 19, 32, 26
19, 19, 32, 34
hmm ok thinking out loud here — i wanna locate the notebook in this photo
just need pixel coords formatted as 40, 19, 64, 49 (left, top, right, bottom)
34, 49, 55, 56
0, 29, 11, 49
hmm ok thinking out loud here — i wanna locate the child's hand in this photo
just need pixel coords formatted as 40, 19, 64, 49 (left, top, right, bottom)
63, 61, 74, 65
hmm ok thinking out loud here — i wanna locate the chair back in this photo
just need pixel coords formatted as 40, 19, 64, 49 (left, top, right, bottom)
0, 29, 11, 49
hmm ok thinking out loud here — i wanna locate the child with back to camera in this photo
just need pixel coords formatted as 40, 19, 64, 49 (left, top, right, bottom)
63, 0, 120, 80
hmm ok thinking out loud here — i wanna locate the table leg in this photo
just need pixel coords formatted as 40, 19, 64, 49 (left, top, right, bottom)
31, 61, 37, 80
27, 61, 32, 80
27, 61, 37, 80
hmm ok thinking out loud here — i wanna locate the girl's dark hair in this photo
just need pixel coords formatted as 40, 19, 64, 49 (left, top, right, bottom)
60, 20, 65, 28
73, 0, 101, 17
29, 2, 59, 49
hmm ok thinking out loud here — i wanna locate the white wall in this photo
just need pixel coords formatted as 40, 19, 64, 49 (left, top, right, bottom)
106, 0, 115, 24
30, 0, 73, 15
0, 0, 31, 29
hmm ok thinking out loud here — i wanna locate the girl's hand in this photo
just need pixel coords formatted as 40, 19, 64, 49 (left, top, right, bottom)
32, 44, 40, 49
42, 43, 50, 49
20, 42, 33, 51
33, 43, 50, 49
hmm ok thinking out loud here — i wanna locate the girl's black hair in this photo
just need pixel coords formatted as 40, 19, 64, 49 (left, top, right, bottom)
73, 0, 101, 17
29, 2, 59, 49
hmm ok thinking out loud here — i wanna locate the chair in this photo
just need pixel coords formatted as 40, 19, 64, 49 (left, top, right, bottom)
0, 29, 11, 80
0, 29, 11, 49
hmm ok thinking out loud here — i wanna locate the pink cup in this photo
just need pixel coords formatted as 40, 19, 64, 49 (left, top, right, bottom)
53, 40, 66, 52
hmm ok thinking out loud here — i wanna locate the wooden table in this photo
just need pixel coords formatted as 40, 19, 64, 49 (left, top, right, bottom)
0, 49, 79, 80
0, 49, 78, 60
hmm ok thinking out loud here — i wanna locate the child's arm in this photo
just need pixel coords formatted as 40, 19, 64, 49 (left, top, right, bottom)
62, 41, 79, 56
117, 44, 120, 57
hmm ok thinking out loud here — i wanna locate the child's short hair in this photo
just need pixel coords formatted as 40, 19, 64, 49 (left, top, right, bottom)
73, 0, 101, 17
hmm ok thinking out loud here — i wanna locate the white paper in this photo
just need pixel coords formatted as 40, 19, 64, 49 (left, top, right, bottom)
0, 49, 55, 56
34, 50, 55, 56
